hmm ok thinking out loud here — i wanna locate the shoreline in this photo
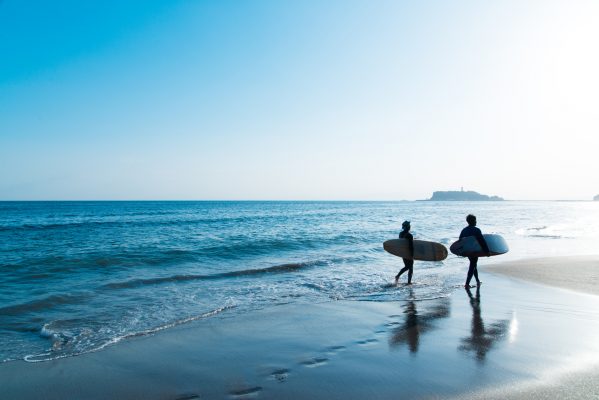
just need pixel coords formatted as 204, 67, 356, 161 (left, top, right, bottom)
2, 255, 599, 399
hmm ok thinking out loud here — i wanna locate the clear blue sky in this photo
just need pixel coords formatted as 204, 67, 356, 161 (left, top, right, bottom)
1, 0, 598, 200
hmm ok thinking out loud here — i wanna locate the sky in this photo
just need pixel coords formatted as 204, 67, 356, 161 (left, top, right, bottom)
1, 0, 598, 201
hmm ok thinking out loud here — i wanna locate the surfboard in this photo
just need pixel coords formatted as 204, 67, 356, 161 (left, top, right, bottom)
449, 234, 508, 257
383, 239, 448, 261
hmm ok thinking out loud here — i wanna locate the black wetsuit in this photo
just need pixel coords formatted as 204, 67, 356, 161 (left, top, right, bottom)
459, 225, 490, 286
396, 230, 414, 283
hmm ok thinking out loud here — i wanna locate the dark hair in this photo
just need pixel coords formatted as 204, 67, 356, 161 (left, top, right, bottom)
466, 214, 476, 225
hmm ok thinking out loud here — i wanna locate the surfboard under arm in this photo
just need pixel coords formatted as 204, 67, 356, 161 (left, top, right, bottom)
383, 239, 448, 262
449, 234, 508, 257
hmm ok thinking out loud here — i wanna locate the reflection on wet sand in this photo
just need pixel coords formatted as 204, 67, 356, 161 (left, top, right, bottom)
389, 290, 451, 353
459, 286, 510, 364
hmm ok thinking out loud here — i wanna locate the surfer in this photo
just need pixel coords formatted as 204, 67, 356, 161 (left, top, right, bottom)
460, 214, 490, 288
395, 220, 414, 284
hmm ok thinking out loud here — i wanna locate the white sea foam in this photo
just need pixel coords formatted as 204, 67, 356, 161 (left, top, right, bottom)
24, 304, 236, 363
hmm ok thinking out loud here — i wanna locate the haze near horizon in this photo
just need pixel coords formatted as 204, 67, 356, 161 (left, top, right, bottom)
1, 0, 598, 201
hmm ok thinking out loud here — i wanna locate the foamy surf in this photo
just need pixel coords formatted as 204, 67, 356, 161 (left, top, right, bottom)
24, 304, 235, 363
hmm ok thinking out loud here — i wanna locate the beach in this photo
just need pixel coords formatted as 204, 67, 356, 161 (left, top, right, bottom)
2, 254, 599, 399
469, 255, 599, 400
3, 0, 599, 397
484, 255, 599, 296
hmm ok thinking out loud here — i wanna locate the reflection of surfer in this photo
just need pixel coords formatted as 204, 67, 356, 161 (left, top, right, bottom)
460, 286, 508, 363
460, 214, 490, 288
465, 286, 485, 361
389, 292, 450, 353
395, 221, 413, 284
399, 301, 419, 353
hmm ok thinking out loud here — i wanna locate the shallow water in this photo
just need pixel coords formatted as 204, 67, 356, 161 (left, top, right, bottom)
1, 200, 598, 362
3, 274, 599, 400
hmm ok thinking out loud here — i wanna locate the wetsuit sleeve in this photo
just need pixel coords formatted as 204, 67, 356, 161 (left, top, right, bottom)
474, 229, 490, 253
407, 232, 414, 257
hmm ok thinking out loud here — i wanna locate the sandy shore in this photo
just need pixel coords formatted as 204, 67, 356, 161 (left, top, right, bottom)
2, 256, 599, 399
484, 255, 599, 296
458, 255, 599, 400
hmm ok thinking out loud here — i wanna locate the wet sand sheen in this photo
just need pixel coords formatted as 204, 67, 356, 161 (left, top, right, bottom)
457, 255, 599, 399
484, 255, 599, 295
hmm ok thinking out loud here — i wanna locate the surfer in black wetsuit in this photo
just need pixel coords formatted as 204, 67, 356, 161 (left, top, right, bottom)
460, 214, 490, 288
395, 220, 414, 284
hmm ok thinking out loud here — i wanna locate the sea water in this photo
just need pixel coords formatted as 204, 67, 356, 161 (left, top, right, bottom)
1, 201, 598, 363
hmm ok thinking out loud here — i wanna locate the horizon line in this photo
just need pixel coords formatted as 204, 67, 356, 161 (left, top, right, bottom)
0, 199, 596, 202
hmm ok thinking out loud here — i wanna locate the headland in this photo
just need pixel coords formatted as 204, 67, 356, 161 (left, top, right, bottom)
428, 190, 504, 201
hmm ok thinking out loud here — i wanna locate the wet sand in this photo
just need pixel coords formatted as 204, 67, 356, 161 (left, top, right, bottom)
463, 255, 599, 400
2, 256, 599, 399
484, 255, 599, 296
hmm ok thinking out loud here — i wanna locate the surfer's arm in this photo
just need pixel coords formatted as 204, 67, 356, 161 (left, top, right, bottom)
408, 233, 414, 257
475, 231, 490, 255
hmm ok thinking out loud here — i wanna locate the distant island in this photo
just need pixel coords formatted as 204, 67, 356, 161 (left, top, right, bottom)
428, 189, 504, 201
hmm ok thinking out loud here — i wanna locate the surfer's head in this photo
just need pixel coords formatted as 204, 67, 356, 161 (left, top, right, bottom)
402, 220, 411, 231
466, 214, 476, 226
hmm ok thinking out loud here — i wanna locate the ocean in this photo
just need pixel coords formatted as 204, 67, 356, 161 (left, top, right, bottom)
1, 200, 598, 363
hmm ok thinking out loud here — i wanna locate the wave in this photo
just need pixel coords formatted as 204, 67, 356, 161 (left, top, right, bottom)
0, 221, 107, 232
197, 238, 319, 259
24, 304, 235, 363
515, 226, 568, 239
0, 213, 283, 233
1, 249, 202, 273
101, 260, 327, 290
0, 293, 92, 316
196, 233, 367, 260
1, 232, 364, 280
